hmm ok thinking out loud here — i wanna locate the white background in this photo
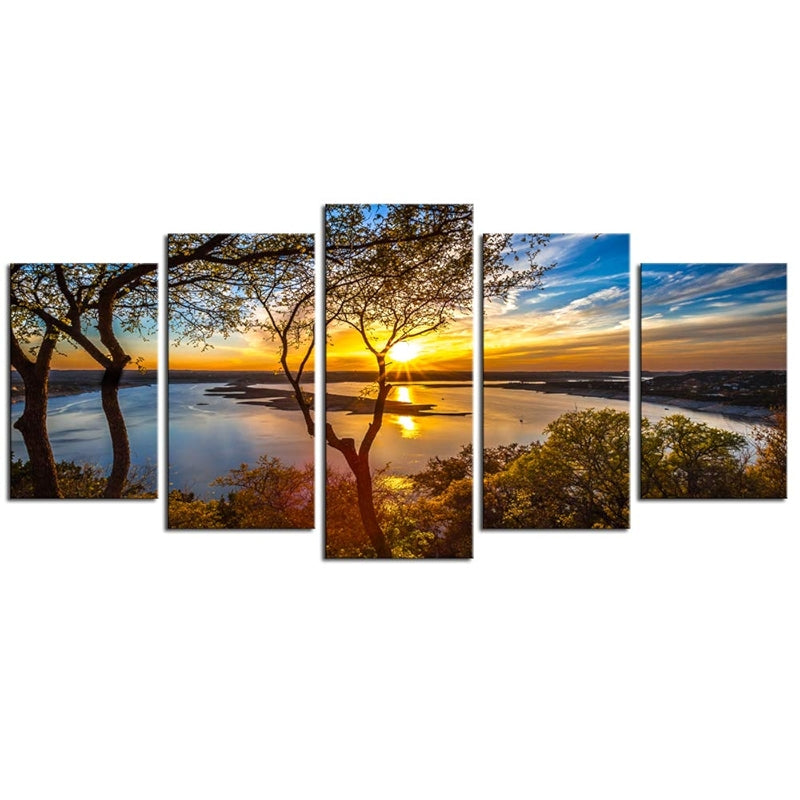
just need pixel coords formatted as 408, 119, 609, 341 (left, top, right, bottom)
1, 2, 797, 798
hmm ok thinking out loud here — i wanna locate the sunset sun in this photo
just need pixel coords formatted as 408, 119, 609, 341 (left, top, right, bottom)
390, 340, 420, 363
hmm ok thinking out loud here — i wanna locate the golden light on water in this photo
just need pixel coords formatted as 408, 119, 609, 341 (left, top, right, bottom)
395, 385, 412, 404
396, 415, 419, 438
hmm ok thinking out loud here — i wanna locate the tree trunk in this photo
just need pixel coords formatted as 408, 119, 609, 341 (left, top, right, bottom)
101, 364, 130, 498
13, 376, 61, 498
11, 326, 61, 498
353, 455, 392, 558
325, 423, 392, 558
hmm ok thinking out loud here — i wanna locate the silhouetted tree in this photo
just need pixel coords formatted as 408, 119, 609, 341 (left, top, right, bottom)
10, 263, 157, 497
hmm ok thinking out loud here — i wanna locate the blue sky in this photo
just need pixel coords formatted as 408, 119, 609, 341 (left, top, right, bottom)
641, 263, 787, 371
484, 233, 630, 371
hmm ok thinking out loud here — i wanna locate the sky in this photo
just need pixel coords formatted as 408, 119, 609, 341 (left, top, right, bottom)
169, 327, 313, 372
10, 263, 159, 372
16, 325, 158, 371
325, 204, 474, 374
483, 233, 630, 372
640, 263, 787, 371
325, 317, 472, 373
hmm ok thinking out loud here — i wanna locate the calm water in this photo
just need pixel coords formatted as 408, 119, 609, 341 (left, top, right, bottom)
483, 386, 630, 448
170, 380, 762, 491
11, 380, 763, 496
640, 399, 759, 448
10, 385, 158, 488
168, 382, 314, 497
483, 385, 760, 449
326, 381, 474, 475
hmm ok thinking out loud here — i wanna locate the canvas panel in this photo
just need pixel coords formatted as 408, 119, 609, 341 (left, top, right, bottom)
10, 263, 158, 499
167, 234, 315, 529
640, 263, 787, 499
324, 204, 474, 558
482, 234, 631, 529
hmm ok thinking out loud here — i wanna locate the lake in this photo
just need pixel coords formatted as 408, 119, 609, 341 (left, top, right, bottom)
483, 384, 761, 449
325, 381, 474, 475
171, 380, 766, 493
483, 385, 630, 449
17, 380, 762, 499
168, 382, 314, 497
10, 385, 158, 489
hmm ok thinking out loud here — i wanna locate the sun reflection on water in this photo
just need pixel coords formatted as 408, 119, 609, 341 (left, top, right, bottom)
396, 415, 419, 438
395, 385, 413, 404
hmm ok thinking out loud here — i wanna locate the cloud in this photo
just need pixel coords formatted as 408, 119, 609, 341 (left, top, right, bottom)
643, 263, 786, 309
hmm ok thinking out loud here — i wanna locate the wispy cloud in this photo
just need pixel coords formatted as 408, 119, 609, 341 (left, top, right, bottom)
641, 263, 786, 370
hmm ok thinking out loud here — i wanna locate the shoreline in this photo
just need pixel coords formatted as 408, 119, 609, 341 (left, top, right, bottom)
640, 394, 774, 424
485, 381, 629, 402
11, 379, 155, 405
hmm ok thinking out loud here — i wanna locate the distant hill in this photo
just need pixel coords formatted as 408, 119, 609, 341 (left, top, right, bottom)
11, 369, 156, 401
641, 370, 785, 409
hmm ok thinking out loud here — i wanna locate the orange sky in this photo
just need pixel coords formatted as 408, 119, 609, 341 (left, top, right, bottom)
325, 316, 473, 373
169, 328, 315, 371
14, 334, 158, 371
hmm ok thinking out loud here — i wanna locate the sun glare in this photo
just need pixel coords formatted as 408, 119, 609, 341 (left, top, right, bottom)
390, 341, 420, 363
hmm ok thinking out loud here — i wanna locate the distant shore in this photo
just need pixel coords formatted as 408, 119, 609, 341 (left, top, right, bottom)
641, 395, 774, 424
11, 370, 155, 404
487, 380, 629, 402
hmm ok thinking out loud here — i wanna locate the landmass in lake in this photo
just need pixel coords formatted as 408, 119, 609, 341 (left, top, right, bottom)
170, 370, 470, 416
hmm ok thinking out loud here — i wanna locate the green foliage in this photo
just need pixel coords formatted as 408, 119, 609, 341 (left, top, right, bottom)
325, 452, 474, 558
168, 457, 313, 530
746, 411, 787, 498
167, 491, 226, 529
412, 444, 472, 494
10, 458, 155, 499
484, 408, 630, 529
213, 456, 314, 529
483, 442, 535, 475
641, 415, 749, 498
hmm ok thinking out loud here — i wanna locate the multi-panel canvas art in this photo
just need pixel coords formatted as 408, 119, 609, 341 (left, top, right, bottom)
7, 231, 788, 536
10, 263, 158, 499
640, 263, 787, 499
482, 234, 631, 529
324, 204, 474, 558
167, 234, 315, 528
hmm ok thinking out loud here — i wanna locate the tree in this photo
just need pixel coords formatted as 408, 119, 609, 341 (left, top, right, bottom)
168, 457, 313, 529
213, 457, 314, 529
324, 206, 551, 557
746, 410, 787, 498
10, 263, 157, 498
640, 414, 749, 498
10, 267, 62, 496
484, 408, 630, 529
168, 234, 316, 434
